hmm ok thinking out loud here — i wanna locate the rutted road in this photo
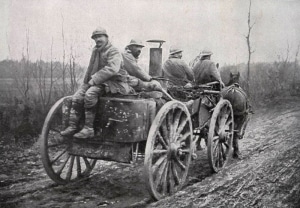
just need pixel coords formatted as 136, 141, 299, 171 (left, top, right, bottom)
0, 96, 299, 208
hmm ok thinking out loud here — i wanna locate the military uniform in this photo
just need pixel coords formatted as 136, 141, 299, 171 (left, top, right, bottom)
162, 47, 194, 86
61, 27, 133, 139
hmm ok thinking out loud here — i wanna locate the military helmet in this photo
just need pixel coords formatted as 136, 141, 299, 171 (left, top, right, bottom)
169, 46, 183, 55
91, 27, 108, 39
200, 49, 213, 56
127, 39, 145, 47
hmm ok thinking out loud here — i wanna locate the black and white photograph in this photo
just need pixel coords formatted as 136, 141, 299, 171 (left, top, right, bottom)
0, 0, 300, 207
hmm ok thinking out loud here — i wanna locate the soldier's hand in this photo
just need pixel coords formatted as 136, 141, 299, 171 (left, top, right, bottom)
149, 80, 163, 91
184, 83, 193, 88
88, 79, 95, 86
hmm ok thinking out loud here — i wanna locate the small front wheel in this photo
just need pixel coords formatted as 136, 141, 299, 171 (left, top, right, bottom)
207, 99, 234, 173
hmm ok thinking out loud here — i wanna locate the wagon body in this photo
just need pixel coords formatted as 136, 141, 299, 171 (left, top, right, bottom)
67, 96, 157, 163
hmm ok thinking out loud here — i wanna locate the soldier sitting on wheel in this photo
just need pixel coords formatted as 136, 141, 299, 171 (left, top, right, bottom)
162, 46, 194, 87
60, 27, 134, 139
122, 39, 162, 92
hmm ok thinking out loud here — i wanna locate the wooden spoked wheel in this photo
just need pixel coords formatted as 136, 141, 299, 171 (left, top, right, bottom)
207, 98, 234, 173
40, 97, 96, 185
144, 101, 193, 200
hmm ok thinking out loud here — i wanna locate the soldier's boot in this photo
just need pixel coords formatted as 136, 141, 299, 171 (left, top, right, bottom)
60, 102, 82, 136
232, 134, 241, 159
74, 108, 95, 139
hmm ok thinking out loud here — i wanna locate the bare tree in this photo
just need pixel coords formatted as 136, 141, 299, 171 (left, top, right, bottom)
14, 28, 31, 104
61, 12, 67, 95
32, 37, 58, 112
245, 0, 255, 95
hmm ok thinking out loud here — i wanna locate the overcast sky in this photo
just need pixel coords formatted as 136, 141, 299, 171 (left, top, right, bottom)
1, 0, 300, 68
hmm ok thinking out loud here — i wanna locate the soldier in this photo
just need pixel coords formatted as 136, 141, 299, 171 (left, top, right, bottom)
162, 46, 194, 86
60, 27, 134, 139
192, 49, 225, 87
122, 39, 162, 91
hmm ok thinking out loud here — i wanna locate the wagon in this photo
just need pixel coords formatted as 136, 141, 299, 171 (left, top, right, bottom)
40, 40, 235, 201
40, 80, 234, 200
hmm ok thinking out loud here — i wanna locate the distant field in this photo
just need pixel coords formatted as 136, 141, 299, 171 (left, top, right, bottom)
0, 78, 75, 104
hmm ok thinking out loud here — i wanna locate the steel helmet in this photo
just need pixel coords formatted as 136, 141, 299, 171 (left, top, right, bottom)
91, 27, 108, 39
169, 46, 183, 55
126, 39, 145, 47
200, 49, 213, 56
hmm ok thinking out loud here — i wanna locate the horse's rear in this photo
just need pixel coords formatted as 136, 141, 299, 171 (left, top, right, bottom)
221, 83, 250, 139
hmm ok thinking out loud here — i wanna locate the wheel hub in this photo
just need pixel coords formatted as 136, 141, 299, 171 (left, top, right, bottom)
219, 127, 229, 142
168, 143, 180, 159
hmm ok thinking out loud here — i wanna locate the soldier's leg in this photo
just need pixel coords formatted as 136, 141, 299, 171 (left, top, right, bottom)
74, 85, 105, 139
60, 85, 88, 136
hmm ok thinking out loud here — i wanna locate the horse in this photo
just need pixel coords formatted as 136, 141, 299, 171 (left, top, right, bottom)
221, 71, 251, 157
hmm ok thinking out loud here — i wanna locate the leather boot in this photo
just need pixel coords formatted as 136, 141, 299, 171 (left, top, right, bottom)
60, 101, 82, 136
74, 108, 95, 139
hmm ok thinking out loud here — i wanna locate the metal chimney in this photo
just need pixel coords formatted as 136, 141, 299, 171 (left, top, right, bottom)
147, 40, 165, 78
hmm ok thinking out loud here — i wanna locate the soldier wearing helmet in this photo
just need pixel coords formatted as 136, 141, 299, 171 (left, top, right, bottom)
122, 39, 162, 91
162, 46, 194, 86
192, 49, 224, 87
60, 27, 134, 139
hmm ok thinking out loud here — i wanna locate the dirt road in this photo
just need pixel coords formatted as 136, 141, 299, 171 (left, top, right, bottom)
0, 96, 299, 208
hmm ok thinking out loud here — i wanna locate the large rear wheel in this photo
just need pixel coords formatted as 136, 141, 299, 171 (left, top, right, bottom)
207, 98, 233, 173
40, 97, 96, 184
144, 101, 193, 200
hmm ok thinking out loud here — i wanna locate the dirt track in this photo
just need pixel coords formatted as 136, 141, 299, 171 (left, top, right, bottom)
0, 96, 300, 208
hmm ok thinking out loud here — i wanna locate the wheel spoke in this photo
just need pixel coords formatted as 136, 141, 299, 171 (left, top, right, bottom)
213, 135, 219, 142
51, 148, 68, 165
175, 116, 189, 138
171, 161, 180, 185
162, 162, 169, 195
157, 131, 168, 149
83, 157, 91, 170
168, 162, 175, 194
160, 120, 169, 144
214, 147, 220, 168
221, 143, 227, 161
218, 144, 223, 167
171, 110, 183, 140
225, 119, 233, 126
167, 111, 174, 142
152, 155, 167, 174
174, 156, 186, 170
213, 141, 219, 159
76, 156, 82, 177
223, 141, 229, 148
180, 148, 191, 153
66, 156, 75, 181
177, 132, 190, 144
153, 149, 168, 154
154, 159, 168, 188
56, 154, 71, 175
